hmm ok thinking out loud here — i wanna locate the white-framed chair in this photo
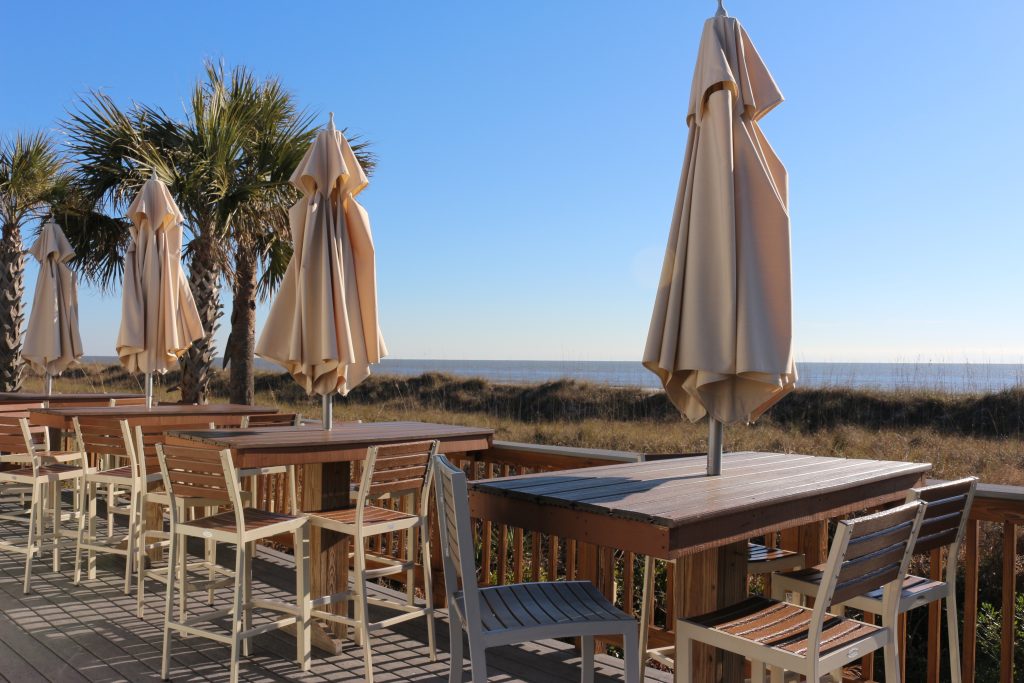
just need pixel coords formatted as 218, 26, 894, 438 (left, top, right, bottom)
0, 416, 86, 593
156, 442, 310, 683
772, 477, 977, 682
305, 440, 439, 683
433, 453, 641, 683
133, 418, 245, 617
72, 416, 141, 593
676, 501, 926, 683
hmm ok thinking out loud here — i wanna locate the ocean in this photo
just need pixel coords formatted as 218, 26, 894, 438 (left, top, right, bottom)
80, 357, 1024, 394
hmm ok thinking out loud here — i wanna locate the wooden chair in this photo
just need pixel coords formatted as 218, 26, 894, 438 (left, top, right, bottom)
156, 443, 310, 683
433, 453, 641, 683
0, 416, 86, 593
72, 416, 141, 593
772, 478, 977, 682
305, 441, 439, 683
676, 501, 926, 683
636, 453, 806, 670
133, 418, 246, 617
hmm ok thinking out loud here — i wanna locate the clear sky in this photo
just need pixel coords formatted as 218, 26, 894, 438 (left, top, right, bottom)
3, 1, 1023, 363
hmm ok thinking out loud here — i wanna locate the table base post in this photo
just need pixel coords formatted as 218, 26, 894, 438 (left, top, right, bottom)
675, 541, 747, 683
303, 462, 351, 652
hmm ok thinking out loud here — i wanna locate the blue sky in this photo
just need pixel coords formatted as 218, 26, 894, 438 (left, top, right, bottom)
3, 1, 1023, 363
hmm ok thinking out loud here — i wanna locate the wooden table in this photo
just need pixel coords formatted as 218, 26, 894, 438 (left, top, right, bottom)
29, 403, 278, 432
166, 421, 495, 653
469, 451, 931, 683
0, 392, 145, 407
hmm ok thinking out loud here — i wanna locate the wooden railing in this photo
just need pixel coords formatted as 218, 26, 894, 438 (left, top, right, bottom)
248, 442, 1023, 682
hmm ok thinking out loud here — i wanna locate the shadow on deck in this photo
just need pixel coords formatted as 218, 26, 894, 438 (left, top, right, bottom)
0, 519, 671, 682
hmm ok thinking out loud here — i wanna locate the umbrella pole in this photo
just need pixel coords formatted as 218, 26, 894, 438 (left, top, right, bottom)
321, 393, 333, 431
44, 373, 53, 396
145, 372, 153, 409
707, 417, 724, 476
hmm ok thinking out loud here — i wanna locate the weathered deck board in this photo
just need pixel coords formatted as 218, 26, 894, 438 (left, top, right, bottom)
0, 516, 665, 682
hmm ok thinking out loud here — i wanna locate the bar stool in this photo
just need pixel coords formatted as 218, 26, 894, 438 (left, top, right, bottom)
677, 501, 927, 683
0, 416, 86, 593
305, 440, 439, 683
772, 478, 977, 682
156, 442, 310, 683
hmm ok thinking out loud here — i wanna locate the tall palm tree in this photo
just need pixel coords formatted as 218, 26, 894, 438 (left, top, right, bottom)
0, 132, 66, 391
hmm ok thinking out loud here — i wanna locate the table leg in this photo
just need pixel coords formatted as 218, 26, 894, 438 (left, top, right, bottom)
674, 541, 747, 683
302, 461, 351, 654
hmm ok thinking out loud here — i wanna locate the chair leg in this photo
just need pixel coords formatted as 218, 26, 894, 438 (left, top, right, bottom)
161, 527, 178, 681
468, 641, 488, 683
136, 514, 148, 618
87, 482, 97, 580
883, 638, 901, 683
581, 634, 595, 683
178, 505, 188, 621
448, 612, 464, 683
622, 626, 641, 683
23, 483, 41, 594
751, 661, 767, 683
123, 486, 137, 594
354, 539, 375, 683
829, 605, 846, 682
768, 665, 784, 683
51, 482, 60, 572
638, 555, 655, 678
675, 631, 692, 683
295, 525, 311, 671
229, 541, 245, 683
106, 482, 115, 538
242, 541, 254, 657
422, 527, 437, 662
206, 506, 216, 605
73, 481, 87, 585
946, 590, 963, 683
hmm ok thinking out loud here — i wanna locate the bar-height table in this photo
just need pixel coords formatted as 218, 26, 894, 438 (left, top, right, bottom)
166, 421, 495, 653
469, 451, 931, 683
29, 403, 279, 432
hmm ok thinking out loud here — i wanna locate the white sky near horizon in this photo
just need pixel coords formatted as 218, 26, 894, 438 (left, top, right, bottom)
3, 1, 1024, 364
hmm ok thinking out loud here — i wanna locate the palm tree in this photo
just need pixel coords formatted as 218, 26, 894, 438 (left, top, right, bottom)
0, 132, 66, 391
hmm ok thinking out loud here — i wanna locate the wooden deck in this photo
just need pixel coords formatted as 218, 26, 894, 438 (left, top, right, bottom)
0, 516, 669, 682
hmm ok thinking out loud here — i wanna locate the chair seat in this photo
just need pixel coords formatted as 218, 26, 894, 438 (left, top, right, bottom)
456, 581, 634, 637
685, 596, 882, 657
775, 566, 947, 613
309, 505, 419, 533
179, 507, 304, 541
0, 463, 82, 483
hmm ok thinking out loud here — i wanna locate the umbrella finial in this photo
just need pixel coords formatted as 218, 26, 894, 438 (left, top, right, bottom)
328, 112, 336, 132
716, 0, 727, 17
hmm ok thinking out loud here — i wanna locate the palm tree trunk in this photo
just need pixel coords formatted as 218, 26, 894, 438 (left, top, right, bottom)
178, 232, 221, 404
227, 242, 257, 405
0, 223, 25, 392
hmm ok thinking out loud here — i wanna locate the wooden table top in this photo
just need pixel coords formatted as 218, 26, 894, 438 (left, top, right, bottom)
167, 421, 495, 468
30, 403, 278, 429
0, 392, 144, 405
469, 451, 931, 559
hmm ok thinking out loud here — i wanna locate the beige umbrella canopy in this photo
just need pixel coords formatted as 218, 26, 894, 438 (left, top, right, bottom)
256, 114, 386, 427
23, 218, 83, 388
116, 176, 204, 404
643, 7, 796, 470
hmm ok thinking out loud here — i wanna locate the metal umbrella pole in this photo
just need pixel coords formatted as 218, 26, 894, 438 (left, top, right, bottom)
145, 372, 153, 409
44, 373, 53, 396
321, 393, 333, 431
707, 417, 724, 476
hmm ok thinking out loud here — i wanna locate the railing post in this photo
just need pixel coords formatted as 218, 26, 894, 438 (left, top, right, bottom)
1002, 522, 1018, 683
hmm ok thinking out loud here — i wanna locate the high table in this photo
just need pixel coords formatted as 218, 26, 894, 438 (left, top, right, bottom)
29, 403, 279, 432
0, 392, 146, 407
166, 421, 495, 653
469, 451, 931, 683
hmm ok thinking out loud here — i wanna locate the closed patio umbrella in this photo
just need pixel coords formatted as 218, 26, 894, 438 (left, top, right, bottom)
255, 114, 387, 429
116, 175, 204, 407
23, 217, 83, 393
643, 2, 796, 474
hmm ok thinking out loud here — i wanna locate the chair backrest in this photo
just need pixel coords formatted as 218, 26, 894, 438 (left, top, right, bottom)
0, 414, 43, 455
432, 454, 483, 633
110, 397, 147, 407
133, 419, 242, 480
356, 441, 438, 519
156, 443, 244, 529
810, 501, 926, 653
243, 413, 301, 428
0, 402, 45, 414
907, 477, 977, 557
73, 417, 136, 476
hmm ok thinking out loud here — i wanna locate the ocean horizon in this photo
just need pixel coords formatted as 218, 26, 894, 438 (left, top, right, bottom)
78, 357, 1024, 394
